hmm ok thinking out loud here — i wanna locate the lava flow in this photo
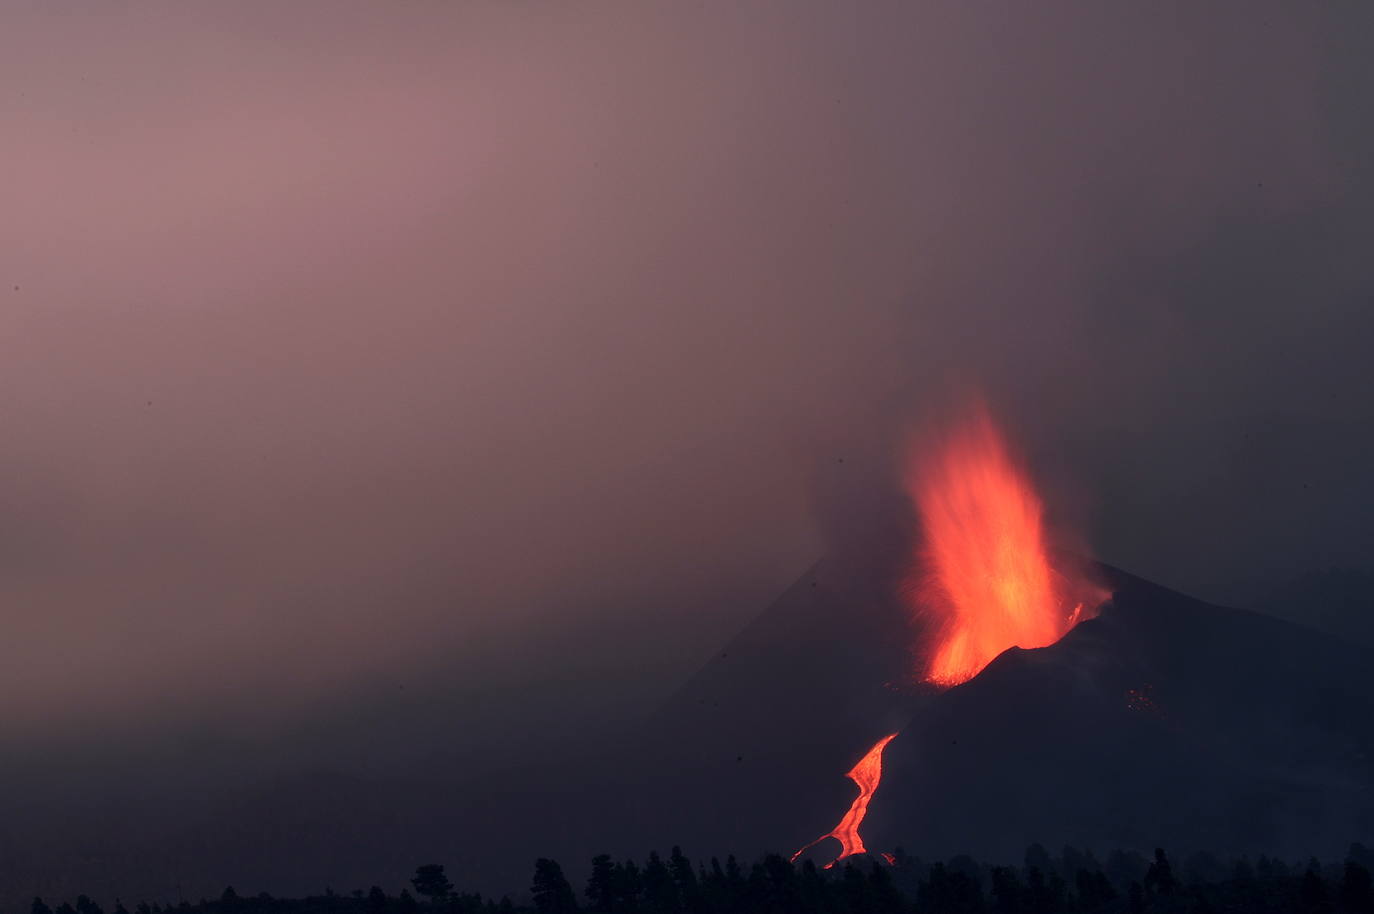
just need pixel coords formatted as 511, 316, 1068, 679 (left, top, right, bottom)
909, 405, 1099, 687
790, 733, 898, 868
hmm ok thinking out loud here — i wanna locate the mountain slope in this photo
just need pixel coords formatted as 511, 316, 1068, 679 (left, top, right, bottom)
869, 564, 1374, 860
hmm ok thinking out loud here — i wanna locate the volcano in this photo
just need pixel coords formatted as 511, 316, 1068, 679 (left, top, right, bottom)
637, 405, 1114, 863
646, 558, 1374, 865
638, 407, 1374, 866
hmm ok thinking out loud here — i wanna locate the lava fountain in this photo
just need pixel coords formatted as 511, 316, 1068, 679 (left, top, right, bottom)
794, 405, 1104, 868
908, 405, 1099, 687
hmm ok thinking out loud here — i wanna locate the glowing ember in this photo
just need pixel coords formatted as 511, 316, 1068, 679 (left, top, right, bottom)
1126, 684, 1162, 716
908, 406, 1097, 686
791, 733, 899, 868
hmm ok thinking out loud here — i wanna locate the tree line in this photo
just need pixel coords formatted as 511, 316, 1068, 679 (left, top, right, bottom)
30, 843, 1374, 914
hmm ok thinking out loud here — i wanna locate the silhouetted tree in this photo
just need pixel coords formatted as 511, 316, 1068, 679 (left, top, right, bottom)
642, 851, 679, 914
1258, 855, 1290, 881
701, 858, 730, 914
741, 854, 800, 914
451, 890, 487, 914
43, 844, 1374, 914
990, 866, 1022, 914
917, 862, 982, 914
531, 859, 577, 914
414, 865, 455, 904
614, 860, 643, 913
948, 854, 984, 886
1075, 868, 1116, 911
1107, 850, 1147, 890
1302, 866, 1334, 914
1182, 850, 1226, 887
1145, 848, 1176, 896
1061, 846, 1092, 880
794, 860, 825, 914
586, 856, 617, 914
1341, 861, 1373, 913
1127, 882, 1144, 914
835, 861, 870, 914
1024, 844, 1055, 881
668, 848, 701, 914
867, 862, 908, 914
1025, 867, 1062, 914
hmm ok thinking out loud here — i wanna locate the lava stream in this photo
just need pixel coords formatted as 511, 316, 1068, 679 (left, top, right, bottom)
791, 732, 898, 868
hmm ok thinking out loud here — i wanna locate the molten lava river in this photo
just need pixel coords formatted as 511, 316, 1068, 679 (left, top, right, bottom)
792, 407, 1103, 869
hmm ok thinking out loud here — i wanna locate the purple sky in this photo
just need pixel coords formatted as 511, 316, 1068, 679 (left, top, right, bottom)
1, 2, 1371, 752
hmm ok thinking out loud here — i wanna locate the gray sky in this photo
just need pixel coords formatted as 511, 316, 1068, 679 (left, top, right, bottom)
1, 1, 1371, 753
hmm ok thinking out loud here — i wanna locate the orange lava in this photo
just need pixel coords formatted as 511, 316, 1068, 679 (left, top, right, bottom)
909, 407, 1096, 686
791, 733, 899, 868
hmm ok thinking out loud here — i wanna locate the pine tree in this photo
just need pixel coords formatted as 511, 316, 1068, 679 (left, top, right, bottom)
531, 859, 578, 914
413, 865, 455, 904
668, 848, 701, 914
614, 860, 643, 913
867, 862, 906, 914
1300, 866, 1332, 914
586, 856, 616, 914
642, 851, 679, 914
1145, 848, 1176, 896
990, 866, 1023, 913
1341, 861, 1372, 913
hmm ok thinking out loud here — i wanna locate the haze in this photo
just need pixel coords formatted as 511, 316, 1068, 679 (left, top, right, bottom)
2, 1, 1371, 801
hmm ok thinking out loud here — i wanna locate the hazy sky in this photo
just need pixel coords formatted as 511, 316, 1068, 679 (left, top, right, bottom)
2, 1, 1371, 752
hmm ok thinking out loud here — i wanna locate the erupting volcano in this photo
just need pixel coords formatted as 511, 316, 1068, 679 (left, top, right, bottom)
794, 405, 1104, 867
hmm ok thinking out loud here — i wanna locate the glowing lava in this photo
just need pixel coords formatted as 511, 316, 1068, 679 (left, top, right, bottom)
909, 406, 1096, 687
791, 732, 898, 868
